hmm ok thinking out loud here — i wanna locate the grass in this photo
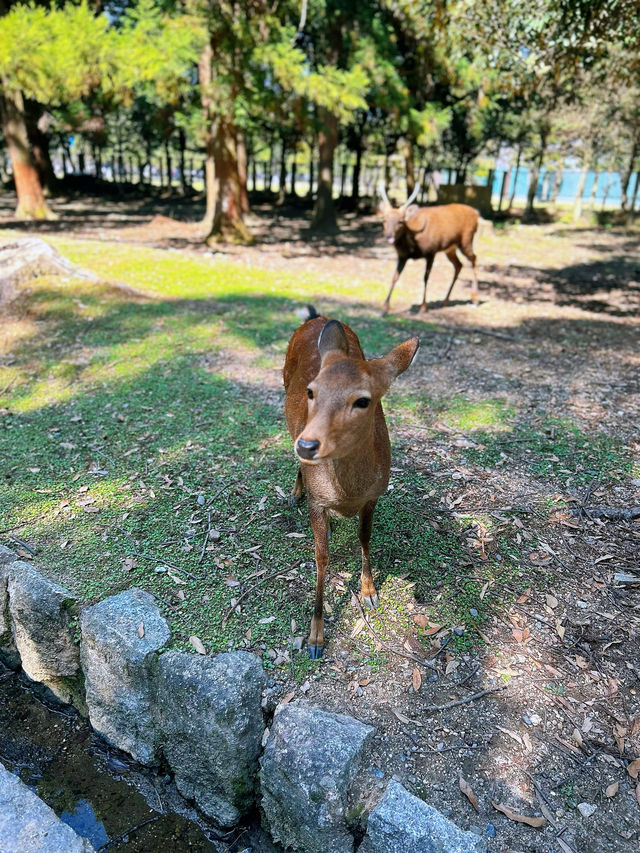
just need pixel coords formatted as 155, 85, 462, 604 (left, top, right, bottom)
0, 232, 632, 663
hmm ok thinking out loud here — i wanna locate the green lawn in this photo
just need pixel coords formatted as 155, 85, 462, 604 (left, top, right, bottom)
0, 234, 631, 665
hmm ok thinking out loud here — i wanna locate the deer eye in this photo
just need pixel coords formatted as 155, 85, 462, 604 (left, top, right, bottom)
353, 397, 370, 409
307, 388, 313, 400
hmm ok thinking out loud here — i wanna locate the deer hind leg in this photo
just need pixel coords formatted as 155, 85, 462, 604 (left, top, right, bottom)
382, 257, 407, 315
289, 465, 304, 508
419, 254, 435, 312
443, 246, 463, 305
359, 500, 379, 609
308, 503, 329, 659
460, 239, 479, 304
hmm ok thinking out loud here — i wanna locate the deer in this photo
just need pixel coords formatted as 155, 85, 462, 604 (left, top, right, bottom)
283, 308, 419, 658
379, 183, 480, 315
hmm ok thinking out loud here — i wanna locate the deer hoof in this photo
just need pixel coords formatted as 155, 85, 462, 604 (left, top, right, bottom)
307, 644, 324, 660
288, 494, 300, 509
362, 593, 380, 610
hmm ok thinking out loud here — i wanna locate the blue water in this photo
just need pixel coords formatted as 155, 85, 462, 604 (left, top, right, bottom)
489, 167, 637, 205
436, 166, 638, 205
60, 798, 110, 848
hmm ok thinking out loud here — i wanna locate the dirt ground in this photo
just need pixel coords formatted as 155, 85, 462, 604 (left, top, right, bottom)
2, 191, 639, 853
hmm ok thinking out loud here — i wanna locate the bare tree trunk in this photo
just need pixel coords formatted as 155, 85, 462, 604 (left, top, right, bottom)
278, 135, 287, 203
199, 43, 251, 243
550, 167, 563, 209
178, 127, 188, 195
526, 130, 547, 216
508, 145, 522, 210
402, 138, 415, 193
311, 108, 338, 233
0, 87, 53, 219
237, 130, 249, 213
290, 154, 297, 196
24, 101, 55, 193
621, 135, 639, 211
351, 141, 363, 203
573, 146, 592, 222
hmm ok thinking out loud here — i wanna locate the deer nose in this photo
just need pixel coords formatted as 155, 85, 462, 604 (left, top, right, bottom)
296, 438, 320, 460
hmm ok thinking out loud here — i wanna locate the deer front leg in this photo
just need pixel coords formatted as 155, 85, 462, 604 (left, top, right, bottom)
359, 500, 379, 609
419, 254, 435, 313
288, 465, 304, 508
308, 502, 329, 659
382, 257, 407, 316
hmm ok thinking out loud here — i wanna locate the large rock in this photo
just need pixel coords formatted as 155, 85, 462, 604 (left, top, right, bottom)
80, 588, 170, 766
261, 704, 375, 853
0, 761, 96, 852
157, 650, 265, 827
0, 548, 19, 667
359, 780, 483, 853
7, 560, 80, 700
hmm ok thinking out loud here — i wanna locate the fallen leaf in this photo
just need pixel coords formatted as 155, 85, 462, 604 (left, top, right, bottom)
137, 622, 144, 638
546, 594, 558, 609
15, 549, 33, 560
492, 801, 545, 828
412, 668, 422, 691
459, 776, 479, 811
259, 615, 276, 624
556, 621, 566, 640
635, 782, 640, 809
300, 680, 311, 693
189, 635, 206, 655
392, 709, 424, 727
528, 551, 552, 567
176, 589, 185, 601
605, 782, 618, 798
413, 614, 429, 628
627, 757, 640, 780
286, 532, 305, 538
282, 690, 295, 703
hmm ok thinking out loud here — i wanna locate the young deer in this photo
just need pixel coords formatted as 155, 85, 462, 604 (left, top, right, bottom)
283, 312, 419, 658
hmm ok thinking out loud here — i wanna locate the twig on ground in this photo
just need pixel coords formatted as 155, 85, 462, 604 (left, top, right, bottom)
198, 510, 212, 565
0, 375, 18, 396
576, 506, 640, 521
97, 816, 160, 851
7, 534, 36, 554
129, 551, 196, 579
421, 684, 506, 713
350, 592, 438, 671
457, 665, 479, 687
221, 567, 295, 626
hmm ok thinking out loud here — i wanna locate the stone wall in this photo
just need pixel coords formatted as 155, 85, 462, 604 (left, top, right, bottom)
0, 545, 485, 853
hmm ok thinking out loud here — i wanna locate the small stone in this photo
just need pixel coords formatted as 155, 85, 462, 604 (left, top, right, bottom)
577, 802, 597, 818
469, 608, 479, 618
454, 628, 464, 636
197, 494, 205, 505
360, 781, 483, 852
373, 768, 385, 779
485, 823, 496, 837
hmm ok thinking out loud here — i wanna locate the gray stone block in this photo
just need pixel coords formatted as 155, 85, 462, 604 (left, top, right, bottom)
359, 780, 483, 853
260, 704, 375, 853
7, 561, 80, 700
157, 650, 265, 827
0, 761, 96, 852
80, 588, 170, 766
0, 550, 17, 664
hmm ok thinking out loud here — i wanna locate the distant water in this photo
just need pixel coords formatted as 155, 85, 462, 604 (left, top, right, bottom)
488, 167, 636, 205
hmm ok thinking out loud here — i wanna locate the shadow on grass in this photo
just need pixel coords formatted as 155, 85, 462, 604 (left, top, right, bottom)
0, 279, 634, 661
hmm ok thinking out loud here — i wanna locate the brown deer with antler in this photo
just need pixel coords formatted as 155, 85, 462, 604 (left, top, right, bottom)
379, 183, 480, 314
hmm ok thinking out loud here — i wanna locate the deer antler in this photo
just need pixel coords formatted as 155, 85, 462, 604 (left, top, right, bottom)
378, 182, 391, 207
405, 182, 420, 207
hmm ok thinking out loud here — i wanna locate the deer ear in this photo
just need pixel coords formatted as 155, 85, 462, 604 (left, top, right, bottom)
318, 320, 349, 362
370, 337, 420, 394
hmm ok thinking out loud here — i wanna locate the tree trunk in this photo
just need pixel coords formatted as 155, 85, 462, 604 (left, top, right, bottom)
588, 168, 600, 210
402, 139, 415, 193
573, 146, 592, 222
508, 145, 522, 210
550, 167, 563, 209
621, 135, 639, 211
290, 155, 297, 196
178, 128, 188, 195
24, 101, 55, 193
311, 108, 339, 233
307, 147, 314, 198
630, 172, 639, 218
526, 132, 547, 216
351, 141, 362, 203
278, 136, 287, 203
0, 87, 53, 219
164, 139, 172, 189
199, 43, 251, 242
237, 130, 249, 213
